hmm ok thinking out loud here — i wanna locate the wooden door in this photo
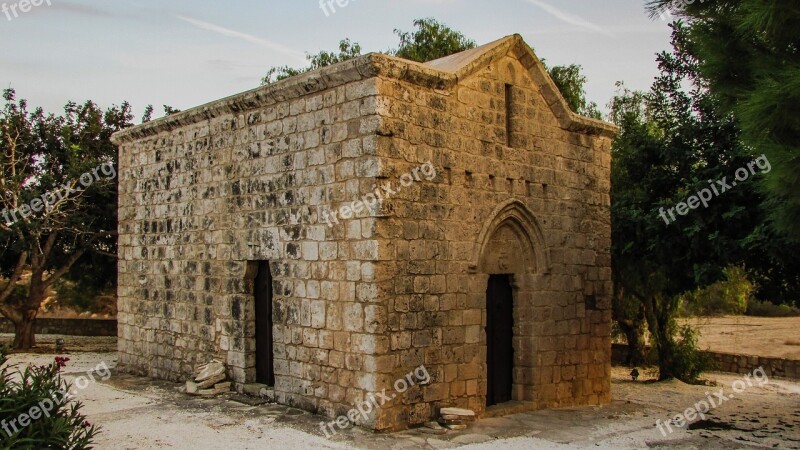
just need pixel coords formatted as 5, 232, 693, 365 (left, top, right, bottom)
486, 274, 514, 406
254, 261, 275, 386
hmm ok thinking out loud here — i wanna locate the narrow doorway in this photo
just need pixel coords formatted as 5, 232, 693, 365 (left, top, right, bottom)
254, 261, 275, 386
486, 274, 514, 406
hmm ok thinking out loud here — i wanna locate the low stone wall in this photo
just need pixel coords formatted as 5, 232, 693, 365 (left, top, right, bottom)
612, 343, 800, 380
0, 318, 117, 337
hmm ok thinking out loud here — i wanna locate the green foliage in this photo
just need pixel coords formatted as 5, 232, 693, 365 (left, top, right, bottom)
261, 19, 474, 85
609, 22, 800, 380
53, 281, 106, 314
392, 18, 476, 63
138, 104, 179, 122
141, 105, 154, 123
0, 89, 132, 348
261, 39, 364, 85
261, 39, 361, 85
746, 300, 800, 318
0, 356, 99, 448
646, 0, 800, 241
547, 64, 602, 119
671, 324, 713, 384
0, 283, 26, 310
680, 266, 754, 316
162, 105, 181, 116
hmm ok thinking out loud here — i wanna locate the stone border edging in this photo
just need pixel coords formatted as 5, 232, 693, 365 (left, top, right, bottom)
0, 318, 117, 337
611, 343, 800, 380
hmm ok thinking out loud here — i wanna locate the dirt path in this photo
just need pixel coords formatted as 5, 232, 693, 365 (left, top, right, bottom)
681, 316, 800, 360
5, 353, 799, 449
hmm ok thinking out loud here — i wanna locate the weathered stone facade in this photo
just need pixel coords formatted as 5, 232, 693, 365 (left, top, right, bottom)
111, 35, 617, 431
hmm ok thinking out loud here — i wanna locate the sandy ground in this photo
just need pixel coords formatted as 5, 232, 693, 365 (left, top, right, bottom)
4, 352, 799, 449
681, 316, 800, 360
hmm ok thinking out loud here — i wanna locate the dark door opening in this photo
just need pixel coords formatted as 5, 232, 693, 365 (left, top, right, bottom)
254, 261, 275, 386
486, 274, 514, 406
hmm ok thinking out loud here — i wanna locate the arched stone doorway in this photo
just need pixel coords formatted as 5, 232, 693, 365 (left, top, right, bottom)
472, 200, 550, 407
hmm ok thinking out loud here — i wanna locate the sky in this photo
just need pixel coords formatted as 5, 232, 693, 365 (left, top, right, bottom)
0, 0, 674, 122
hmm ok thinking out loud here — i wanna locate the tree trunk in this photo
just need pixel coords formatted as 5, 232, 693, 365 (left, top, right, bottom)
642, 293, 679, 381
12, 315, 36, 350
620, 321, 647, 366
12, 280, 45, 350
655, 330, 676, 381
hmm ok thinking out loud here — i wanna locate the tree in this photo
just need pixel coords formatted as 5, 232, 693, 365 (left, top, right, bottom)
262, 39, 362, 85
392, 18, 476, 63
141, 104, 181, 123
261, 18, 477, 84
547, 64, 602, 119
0, 89, 132, 349
610, 23, 800, 380
141, 105, 154, 123
645, 0, 800, 241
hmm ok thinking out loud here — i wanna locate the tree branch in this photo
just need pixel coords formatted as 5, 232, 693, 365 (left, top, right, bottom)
41, 231, 58, 261
41, 246, 88, 290
0, 250, 28, 305
93, 249, 117, 258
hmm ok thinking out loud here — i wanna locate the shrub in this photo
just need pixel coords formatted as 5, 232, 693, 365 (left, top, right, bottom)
746, 300, 800, 317
0, 350, 99, 449
680, 266, 754, 316
670, 324, 713, 384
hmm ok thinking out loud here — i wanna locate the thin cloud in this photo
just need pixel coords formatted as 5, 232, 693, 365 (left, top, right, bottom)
176, 15, 305, 62
523, 0, 615, 38
22, 0, 116, 18
523, 25, 668, 36
49, 2, 113, 17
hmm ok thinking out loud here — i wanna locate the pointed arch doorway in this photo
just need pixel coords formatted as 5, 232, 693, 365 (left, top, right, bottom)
486, 273, 514, 406
474, 200, 550, 407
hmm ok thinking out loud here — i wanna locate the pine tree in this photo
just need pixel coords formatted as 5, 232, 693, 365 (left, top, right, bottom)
646, 0, 800, 240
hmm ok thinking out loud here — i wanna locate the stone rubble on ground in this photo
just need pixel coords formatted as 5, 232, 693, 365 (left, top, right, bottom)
434, 407, 476, 431
421, 421, 447, 435
183, 360, 230, 397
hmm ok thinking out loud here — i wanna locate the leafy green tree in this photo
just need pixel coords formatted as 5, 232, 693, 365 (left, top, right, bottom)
262, 39, 362, 85
141, 105, 154, 123
162, 105, 181, 116
261, 18, 478, 84
0, 89, 132, 349
140, 104, 181, 123
610, 23, 800, 380
261, 18, 477, 84
547, 64, 602, 119
645, 0, 800, 241
392, 18, 476, 63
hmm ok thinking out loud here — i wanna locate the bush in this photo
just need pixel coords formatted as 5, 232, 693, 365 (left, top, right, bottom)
670, 324, 713, 384
680, 266, 754, 316
746, 300, 800, 317
0, 349, 99, 449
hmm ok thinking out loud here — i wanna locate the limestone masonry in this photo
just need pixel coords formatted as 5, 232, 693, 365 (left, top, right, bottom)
111, 34, 617, 431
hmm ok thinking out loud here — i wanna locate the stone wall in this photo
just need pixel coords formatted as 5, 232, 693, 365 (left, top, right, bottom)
371, 46, 613, 429
611, 343, 800, 380
114, 59, 385, 416
0, 318, 117, 336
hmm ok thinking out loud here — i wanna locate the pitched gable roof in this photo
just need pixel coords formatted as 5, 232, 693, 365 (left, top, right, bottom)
422, 35, 617, 138
113, 35, 616, 143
